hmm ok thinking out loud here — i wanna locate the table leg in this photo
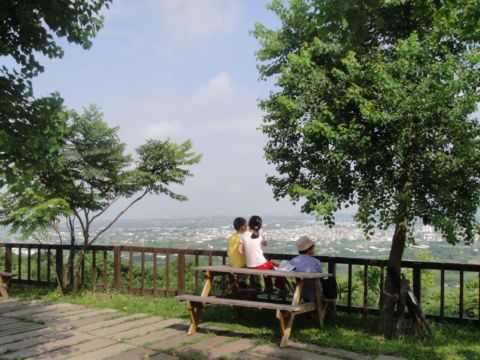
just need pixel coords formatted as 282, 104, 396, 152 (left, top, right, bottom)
0, 276, 8, 298
280, 278, 304, 348
187, 271, 214, 335
276, 310, 287, 335
314, 279, 325, 328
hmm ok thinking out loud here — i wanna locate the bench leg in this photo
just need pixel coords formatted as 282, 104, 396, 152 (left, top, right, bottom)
276, 310, 287, 335
0, 277, 8, 298
280, 312, 295, 348
187, 302, 203, 335
314, 280, 325, 328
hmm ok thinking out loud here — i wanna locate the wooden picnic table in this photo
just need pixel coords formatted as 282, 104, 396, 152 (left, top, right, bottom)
0, 272, 16, 298
176, 265, 331, 347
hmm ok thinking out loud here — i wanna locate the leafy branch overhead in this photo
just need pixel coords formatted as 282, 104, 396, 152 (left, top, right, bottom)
0, 0, 111, 185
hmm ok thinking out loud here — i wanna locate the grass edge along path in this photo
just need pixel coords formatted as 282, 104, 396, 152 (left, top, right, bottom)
7, 285, 480, 360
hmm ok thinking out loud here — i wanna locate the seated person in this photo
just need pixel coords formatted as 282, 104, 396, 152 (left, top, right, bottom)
227, 217, 247, 268
239, 215, 287, 295
290, 236, 322, 302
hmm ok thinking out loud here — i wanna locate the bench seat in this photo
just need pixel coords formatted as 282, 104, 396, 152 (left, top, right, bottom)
176, 294, 316, 313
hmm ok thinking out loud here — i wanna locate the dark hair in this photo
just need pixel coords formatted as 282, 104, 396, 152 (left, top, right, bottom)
233, 217, 247, 231
299, 245, 315, 255
248, 215, 262, 239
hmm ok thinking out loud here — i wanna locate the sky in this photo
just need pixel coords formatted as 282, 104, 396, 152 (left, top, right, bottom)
32, 0, 305, 219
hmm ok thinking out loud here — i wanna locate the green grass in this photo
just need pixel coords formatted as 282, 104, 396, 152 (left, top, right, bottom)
8, 284, 480, 360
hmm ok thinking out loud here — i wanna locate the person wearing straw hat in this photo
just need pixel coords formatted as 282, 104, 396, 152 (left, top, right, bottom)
290, 236, 323, 302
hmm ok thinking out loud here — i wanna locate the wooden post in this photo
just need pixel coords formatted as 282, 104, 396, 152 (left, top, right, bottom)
27, 245, 31, 283
177, 252, 186, 295
113, 247, 122, 291
37, 248, 41, 281
92, 250, 96, 291
412, 265, 421, 306
47, 249, 51, 284
56, 248, 64, 287
459, 270, 464, 320
5, 245, 12, 273
328, 261, 336, 278
347, 263, 352, 311
440, 268, 445, 320
363, 264, 369, 315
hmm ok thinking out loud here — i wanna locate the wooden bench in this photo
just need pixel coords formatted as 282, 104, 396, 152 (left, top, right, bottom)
176, 265, 331, 347
0, 272, 16, 298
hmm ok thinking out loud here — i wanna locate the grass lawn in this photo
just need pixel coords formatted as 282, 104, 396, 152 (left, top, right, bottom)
8, 284, 480, 360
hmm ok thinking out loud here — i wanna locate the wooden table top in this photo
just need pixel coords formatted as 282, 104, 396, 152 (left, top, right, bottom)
194, 265, 330, 279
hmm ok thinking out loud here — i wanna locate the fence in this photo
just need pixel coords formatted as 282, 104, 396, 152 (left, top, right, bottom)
1, 242, 479, 326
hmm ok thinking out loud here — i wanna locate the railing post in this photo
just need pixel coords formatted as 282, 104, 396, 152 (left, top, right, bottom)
412, 265, 421, 306
5, 245, 12, 273
328, 261, 336, 277
113, 247, 122, 291
56, 248, 64, 286
177, 251, 186, 295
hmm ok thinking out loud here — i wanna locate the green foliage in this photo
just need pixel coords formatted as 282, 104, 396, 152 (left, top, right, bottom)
253, 0, 480, 244
0, 0, 111, 185
0, 106, 201, 246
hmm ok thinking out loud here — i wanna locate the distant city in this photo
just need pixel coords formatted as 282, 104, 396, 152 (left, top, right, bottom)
1, 216, 479, 264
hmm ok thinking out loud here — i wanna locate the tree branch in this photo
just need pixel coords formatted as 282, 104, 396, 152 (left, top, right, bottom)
89, 189, 150, 245
90, 195, 120, 223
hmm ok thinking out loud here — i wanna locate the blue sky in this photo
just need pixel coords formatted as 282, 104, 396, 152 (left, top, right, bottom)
32, 0, 303, 219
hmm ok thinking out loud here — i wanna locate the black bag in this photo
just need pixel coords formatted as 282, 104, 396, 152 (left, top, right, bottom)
320, 277, 338, 300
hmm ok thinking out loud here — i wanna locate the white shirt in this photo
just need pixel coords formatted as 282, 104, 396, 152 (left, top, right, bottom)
240, 231, 267, 268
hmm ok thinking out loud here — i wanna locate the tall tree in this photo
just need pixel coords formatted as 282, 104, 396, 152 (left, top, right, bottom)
0, 0, 111, 185
253, 0, 480, 338
0, 106, 202, 293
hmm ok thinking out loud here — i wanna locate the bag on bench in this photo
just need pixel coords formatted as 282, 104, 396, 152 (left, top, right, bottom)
320, 277, 338, 300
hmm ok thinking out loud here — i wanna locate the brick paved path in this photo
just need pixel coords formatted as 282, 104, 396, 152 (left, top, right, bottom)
0, 298, 404, 360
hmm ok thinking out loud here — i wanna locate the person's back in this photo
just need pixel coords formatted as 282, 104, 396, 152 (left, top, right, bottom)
290, 236, 322, 302
227, 217, 247, 268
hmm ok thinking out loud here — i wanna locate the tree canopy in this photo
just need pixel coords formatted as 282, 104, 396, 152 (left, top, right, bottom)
0, 0, 111, 185
254, 0, 480, 337
254, 0, 480, 244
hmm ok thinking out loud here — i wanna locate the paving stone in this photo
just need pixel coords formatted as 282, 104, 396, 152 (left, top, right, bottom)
0, 322, 45, 336
108, 318, 182, 340
1, 320, 33, 331
0, 317, 21, 326
0, 301, 46, 314
30, 338, 116, 360
289, 341, 372, 360
149, 353, 177, 360
75, 313, 147, 332
67, 343, 134, 360
0, 336, 46, 355
235, 353, 270, 360
2, 331, 91, 359
207, 338, 255, 359
126, 328, 183, 347
250, 344, 340, 360
89, 316, 162, 337
177, 335, 231, 353
376, 356, 407, 360
31, 307, 106, 324
105, 347, 156, 360
148, 332, 208, 351
52, 311, 121, 330
4, 303, 77, 318
0, 327, 58, 345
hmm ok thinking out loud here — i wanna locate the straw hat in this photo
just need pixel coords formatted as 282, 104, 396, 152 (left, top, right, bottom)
296, 236, 315, 252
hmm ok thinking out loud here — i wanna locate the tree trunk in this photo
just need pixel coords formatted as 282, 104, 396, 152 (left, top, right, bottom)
380, 211, 408, 339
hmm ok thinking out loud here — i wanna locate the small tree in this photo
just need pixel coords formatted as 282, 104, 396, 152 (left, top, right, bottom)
0, 0, 111, 185
253, 0, 480, 338
0, 105, 201, 293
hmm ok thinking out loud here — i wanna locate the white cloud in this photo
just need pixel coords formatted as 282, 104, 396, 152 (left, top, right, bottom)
192, 72, 233, 105
143, 121, 182, 138
153, 0, 244, 43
